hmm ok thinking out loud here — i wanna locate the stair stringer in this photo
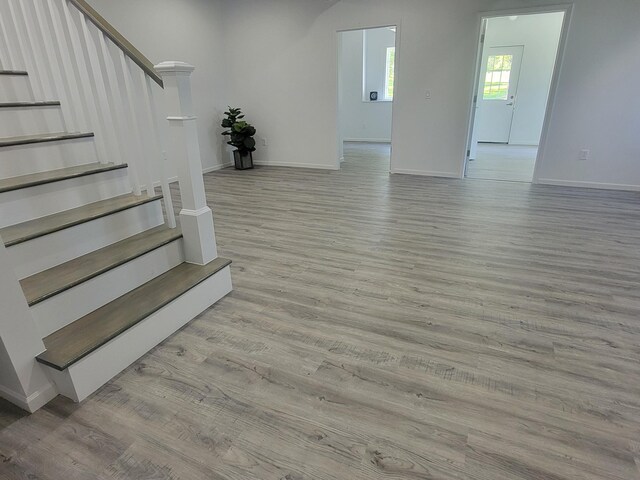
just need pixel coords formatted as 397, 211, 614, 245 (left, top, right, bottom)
0, 239, 56, 412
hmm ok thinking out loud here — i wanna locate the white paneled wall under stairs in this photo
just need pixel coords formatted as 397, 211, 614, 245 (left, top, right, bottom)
0, 0, 231, 412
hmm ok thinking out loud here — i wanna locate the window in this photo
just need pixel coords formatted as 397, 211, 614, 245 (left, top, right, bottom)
384, 47, 395, 101
483, 54, 513, 100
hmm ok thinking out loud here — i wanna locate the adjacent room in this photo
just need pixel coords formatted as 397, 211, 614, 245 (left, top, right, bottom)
338, 26, 396, 172
466, 11, 565, 182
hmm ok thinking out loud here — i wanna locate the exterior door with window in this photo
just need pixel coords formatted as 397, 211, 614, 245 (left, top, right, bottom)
475, 45, 524, 143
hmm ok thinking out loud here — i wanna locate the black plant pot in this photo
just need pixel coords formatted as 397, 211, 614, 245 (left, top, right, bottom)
233, 150, 254, 170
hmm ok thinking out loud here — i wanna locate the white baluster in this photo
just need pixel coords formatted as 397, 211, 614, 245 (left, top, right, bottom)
16, 1, 58, 103
119, 51, 152, 197
79, 17, 123, 164
46, 0, 90, 130
61, 0, 109, 161
97, 34, 140, 194
142, 73, 176, 228
7, 0, 46, 99
33, 0, 77, 132
127, 61, 156, 198
156, 61, 218, 264
0, 3, 18, 71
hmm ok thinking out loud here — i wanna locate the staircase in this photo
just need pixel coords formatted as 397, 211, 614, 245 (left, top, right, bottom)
0, 0, 231, 411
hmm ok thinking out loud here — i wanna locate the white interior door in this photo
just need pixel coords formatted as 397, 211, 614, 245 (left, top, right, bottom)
475, 45, 524, 143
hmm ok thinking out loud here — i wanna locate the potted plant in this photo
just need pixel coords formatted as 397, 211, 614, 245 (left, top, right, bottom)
221, 107, 257, 170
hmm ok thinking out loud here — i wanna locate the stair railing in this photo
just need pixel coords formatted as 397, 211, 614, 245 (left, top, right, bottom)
0, 0, 180, 228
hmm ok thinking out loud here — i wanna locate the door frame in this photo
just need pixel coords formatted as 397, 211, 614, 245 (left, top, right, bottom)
335, 21, 402, 172
462, 4, 573, 182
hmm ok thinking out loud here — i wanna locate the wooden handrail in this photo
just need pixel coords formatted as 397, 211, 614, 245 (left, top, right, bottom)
67, 0, 163, 87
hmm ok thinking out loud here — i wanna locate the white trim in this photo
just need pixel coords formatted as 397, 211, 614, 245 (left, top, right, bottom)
203, 161, 233, 174
180, 206, 211, 217
146, 162, 232, 188
0, 382, 57, 413
536, 178, 640, 192
391, 168, 458, 178
344, 138, 392, 144
254, 161, 339, 170
166, 116, 197, 122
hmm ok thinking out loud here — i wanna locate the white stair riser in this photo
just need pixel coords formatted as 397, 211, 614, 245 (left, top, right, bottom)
44, 266, 232, 402
0, 106, 64, 137
9, 200, 164, 279
0, 168, 131, 228
0, 76, 33, 102
0, 137, 98, 177
32, 239, 185, 337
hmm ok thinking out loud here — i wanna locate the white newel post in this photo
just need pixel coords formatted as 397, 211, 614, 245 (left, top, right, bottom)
155, 61, 218, 265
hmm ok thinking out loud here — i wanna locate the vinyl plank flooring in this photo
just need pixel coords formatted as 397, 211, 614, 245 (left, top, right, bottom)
2, 143, 640, 479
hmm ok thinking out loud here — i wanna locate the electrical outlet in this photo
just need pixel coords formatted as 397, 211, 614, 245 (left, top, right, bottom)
261, 138, 268, 147
425, 90, 432, 100
579, 149, 590, 161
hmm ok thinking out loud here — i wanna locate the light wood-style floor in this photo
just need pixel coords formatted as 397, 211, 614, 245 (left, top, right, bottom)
466, 144, 538, 182
2, 143, 640, 479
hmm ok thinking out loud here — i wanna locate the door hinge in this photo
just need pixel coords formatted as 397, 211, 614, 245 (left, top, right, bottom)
480, 34, 485, 43
473, 94, 478, 104
467, 149, 471, 157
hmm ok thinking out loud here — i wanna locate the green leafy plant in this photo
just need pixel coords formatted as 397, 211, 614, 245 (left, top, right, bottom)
221, 107, 257, 155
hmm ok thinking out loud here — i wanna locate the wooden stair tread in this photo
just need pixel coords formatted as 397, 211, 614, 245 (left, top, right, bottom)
0, 70, 28, 76
0, 193, 162, 247
0, 162, 127, 194
0, 132, 94, 147
21, 225, 183, 306
37, 258, 232, 371
0, 101, 60, 108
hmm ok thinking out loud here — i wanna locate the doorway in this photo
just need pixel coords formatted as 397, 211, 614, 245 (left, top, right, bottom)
466, 11, 566, 183
337, 26, 396, 172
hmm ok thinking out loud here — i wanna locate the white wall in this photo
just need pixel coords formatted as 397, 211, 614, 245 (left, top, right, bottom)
475, 13, 564, 146
533, 0, 640, 190
87, 0, 230, 173
84, 0, 640, 189
363, 28, 396, 104
339, 28, 394, 143
220, 0, 640, 189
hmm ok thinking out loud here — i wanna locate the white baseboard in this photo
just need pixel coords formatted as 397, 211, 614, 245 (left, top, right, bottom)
344, 138, 391, 143
147, 163, 233, 189
254, 161, 339, 170
536, 178, 640, 192
203, 162, 233, 174
391, 168, 459, 179
0, 382, 57, 413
